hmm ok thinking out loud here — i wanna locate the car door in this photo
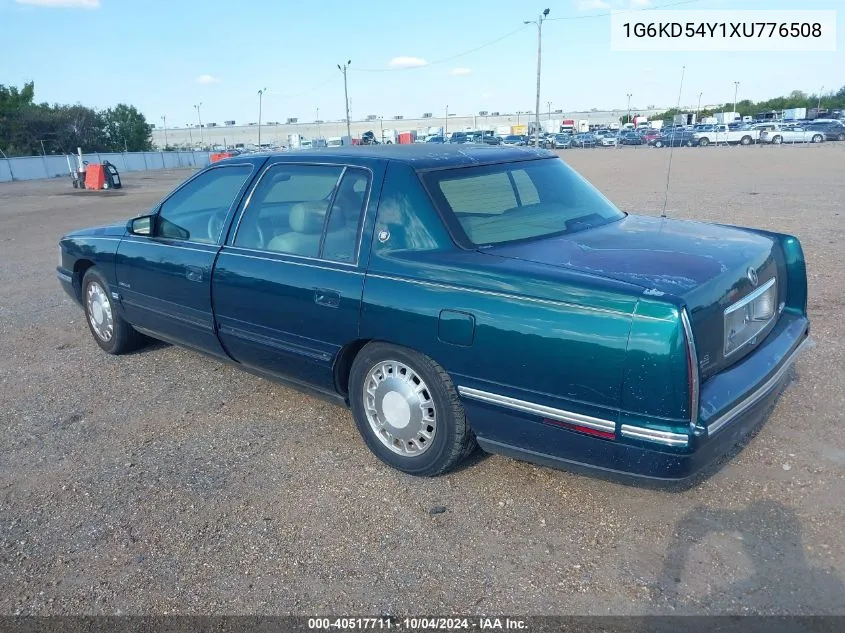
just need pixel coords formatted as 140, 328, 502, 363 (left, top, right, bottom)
115, 162, 257, 356
211, 160, 383, 393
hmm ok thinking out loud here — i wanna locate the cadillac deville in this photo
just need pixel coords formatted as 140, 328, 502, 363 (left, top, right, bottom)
56, 145, 810, 483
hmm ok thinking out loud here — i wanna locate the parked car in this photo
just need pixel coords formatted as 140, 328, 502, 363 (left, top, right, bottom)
803, 120, 845, 141
426, 135, 446, 144
594, 131, 618, 147
448, 132, 471, 144
502, 135, 526, 146
618, 131, 643, 145
639, 129, 662, 144
650, 129, 697, 148
57, 145, 810, 484
571, 133, 597, 148
545, 133, 572, 149
755, 124, 825, 145
693, 124, 759, 147
481, 135, 503, 146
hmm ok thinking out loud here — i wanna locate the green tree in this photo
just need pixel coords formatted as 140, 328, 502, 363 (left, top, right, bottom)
101, 103, 153, 152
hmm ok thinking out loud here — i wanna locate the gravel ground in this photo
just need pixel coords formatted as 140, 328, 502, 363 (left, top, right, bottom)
1, 144, 843, 616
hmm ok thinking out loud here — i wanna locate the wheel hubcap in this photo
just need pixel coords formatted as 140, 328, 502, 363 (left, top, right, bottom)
86, 281, 113, 342
363, 360, 436, 457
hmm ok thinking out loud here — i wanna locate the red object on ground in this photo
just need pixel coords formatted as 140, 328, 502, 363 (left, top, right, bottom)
210, 152, 234, 163
84, 164, 106, 190
398, 131, 415, 144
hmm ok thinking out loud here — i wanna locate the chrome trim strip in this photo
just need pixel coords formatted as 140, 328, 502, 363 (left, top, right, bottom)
708, 336, 810, 437
219, 247, 361, 274
56, 270, 73, 283
724, 277, 776, 315
121, 237, 218, 254
620, 425, 689, 447
367, 273, 637, 318
457, 386, 616, 433
724, 277, 777, 357
681, 307, 700, 431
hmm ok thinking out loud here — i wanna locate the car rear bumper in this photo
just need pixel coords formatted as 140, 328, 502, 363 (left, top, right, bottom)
468, 313, 810, 487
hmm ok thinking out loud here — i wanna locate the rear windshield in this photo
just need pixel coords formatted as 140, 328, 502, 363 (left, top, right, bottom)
422, 157, 625, 247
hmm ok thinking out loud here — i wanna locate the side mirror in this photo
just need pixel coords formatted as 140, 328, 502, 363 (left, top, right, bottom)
128, 214, 153, 236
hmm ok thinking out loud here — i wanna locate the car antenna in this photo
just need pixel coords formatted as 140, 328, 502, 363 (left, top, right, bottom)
661, 65, 686, 220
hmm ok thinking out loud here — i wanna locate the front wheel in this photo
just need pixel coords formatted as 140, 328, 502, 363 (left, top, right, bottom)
82, 268, 145, 354
698, 137, 709, 147
654, 140, 663, 148
812, 134, 824, 143
772, 135, 783, 145
349, 342, 476, 476
837, 133, 845, 141
685, 140, 694, 147
740, 135, 752, 145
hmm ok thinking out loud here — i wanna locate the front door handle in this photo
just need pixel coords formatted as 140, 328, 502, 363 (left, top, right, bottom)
314, 287, 340, 308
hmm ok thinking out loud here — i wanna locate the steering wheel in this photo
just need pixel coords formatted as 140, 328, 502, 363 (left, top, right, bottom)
207, 210, 228, 243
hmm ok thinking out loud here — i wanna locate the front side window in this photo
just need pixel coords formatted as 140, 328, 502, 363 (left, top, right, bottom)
423, 157, 625, 247
156, 165, 253, 244
233, 164, 370, 263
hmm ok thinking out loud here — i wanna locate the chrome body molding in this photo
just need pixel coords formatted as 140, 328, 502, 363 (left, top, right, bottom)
620, 424, 689, 447
681, 306, 700, 432
56, 269, 73, 284
456, 386, 617, 433
707, 336, 810, 437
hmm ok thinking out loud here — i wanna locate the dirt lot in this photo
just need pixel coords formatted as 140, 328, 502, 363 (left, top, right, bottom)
1, 144, 843, 616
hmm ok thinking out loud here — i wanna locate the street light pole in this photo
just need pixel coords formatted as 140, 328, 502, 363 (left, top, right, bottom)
733, 81, 740, 114
626, 93, 632, 125
525, 8, 550, 147
547, 101, 552, 122
257, 87, 268, 149
161, 115, 167, 150
445, 104, 448, 137
818, 85, 824, 111
194, 103, 204, 147
316, 107, 321, 140
337, 60, 352, 142
186, 123, 194, 147
697, 92, 703, 119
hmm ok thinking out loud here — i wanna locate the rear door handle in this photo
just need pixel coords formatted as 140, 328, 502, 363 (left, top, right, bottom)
185, 265, 203, 283
314, 287, 340, 308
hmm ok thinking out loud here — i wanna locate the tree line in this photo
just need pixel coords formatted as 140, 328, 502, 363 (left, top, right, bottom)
632, 85, 845, 124
0, 82, 153, 157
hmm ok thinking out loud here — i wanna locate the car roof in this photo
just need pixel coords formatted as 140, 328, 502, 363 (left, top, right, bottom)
239, 144, 555, 170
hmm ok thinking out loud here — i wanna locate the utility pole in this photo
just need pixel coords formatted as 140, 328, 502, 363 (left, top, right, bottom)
525, 8, 550, 147
257, 87, 268, 149
818, 85, 824, 111
186, 123, 194, 147
445, 104, 448, 137
194, 103, 204, 147
626, 93, 632, 125
316, 107, 321, 140
337, 60, 352, 142
161, 115, 168, 150
547, 101, 552, 122
733, 81, 740, 114
697, 92, 703, 118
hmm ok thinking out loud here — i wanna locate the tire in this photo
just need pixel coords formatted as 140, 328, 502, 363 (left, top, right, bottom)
772, 135, 783, 145
812, 134, 823, 143
349, 342, 476, 476
740, 135, 752, 146
685, 140, 694, 147
837, 133, 845, 141
654, 140, 663, 148
81, 267, 145, 355
698, 137, 709, 147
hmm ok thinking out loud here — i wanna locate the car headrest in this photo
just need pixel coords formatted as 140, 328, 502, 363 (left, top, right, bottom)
289, 202, 328, 234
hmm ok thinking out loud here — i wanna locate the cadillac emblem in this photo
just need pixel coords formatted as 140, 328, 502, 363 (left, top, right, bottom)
747, 267, 759, 286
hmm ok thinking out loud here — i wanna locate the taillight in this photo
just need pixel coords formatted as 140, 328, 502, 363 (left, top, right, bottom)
680, 307, 700, 431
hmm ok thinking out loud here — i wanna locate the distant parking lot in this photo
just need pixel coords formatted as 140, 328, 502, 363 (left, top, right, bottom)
1, 144, 843, 615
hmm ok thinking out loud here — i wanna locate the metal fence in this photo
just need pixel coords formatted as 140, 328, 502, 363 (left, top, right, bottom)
0, 151, 212, 183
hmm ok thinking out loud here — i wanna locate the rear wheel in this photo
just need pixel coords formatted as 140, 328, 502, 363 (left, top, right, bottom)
349, 342, 476, 476
654, 140, 663, 148
812, 134, 824, 143
82, 268, 145, 355
740, 135, 752, 145
685, 140, 694, 147
698, 137, 710, 147
837, 133, 845, 141
772, 135, 783, 144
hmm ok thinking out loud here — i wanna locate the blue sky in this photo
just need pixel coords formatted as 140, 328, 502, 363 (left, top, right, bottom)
2, 0, 841, 126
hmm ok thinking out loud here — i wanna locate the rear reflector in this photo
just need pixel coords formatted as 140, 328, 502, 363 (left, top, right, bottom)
543, 418, 616, 440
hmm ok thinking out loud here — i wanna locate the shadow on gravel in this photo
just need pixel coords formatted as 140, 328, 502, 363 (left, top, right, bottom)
655, 499, 845, 614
